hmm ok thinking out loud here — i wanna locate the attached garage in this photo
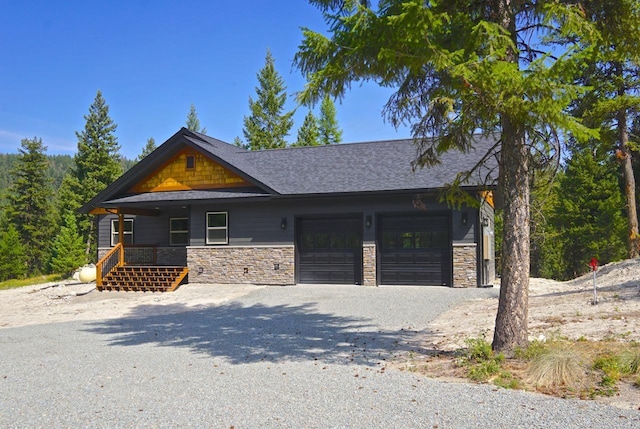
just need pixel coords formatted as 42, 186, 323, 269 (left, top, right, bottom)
296, 216, 363, 285
377, 213, 452, 286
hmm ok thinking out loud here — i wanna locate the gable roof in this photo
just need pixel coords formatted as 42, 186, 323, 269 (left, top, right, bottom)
79, 128, 498, 213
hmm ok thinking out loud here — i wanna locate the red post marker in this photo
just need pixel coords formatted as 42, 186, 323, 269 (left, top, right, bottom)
590, 258, 598, 305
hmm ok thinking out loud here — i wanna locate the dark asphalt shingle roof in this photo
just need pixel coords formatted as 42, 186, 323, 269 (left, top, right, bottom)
238, 136, 497, 194
81, 128, 498, 211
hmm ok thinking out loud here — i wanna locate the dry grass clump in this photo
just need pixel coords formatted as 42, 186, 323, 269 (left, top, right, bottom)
527, 343, 585, 388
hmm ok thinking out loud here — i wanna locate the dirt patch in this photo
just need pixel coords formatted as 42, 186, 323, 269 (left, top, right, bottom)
0, 281, 263, 328
402, 258, 640, 410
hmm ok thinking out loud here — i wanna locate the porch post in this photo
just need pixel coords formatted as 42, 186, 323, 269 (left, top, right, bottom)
118, 212, 125, 265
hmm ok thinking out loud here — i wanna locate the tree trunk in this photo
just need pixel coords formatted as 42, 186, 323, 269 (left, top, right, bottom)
491, 0, 530, 354
616, 92, 640, 258
492, 119, 530, 354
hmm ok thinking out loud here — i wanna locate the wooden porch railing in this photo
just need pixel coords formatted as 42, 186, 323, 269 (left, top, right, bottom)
96, 243, 123, 288
123, 245, 157, 265
96, 244, 158, 288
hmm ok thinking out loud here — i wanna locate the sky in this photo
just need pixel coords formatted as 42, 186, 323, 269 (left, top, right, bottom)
0, 1, 410, 159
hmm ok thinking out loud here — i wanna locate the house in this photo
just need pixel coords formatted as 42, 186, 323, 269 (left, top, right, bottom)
80, 128, 497, 291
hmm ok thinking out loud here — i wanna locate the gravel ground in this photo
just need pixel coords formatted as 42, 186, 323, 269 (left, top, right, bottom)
1, 284, 639, 428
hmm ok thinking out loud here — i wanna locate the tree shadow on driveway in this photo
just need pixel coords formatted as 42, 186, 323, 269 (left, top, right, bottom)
84, 301, 424, 366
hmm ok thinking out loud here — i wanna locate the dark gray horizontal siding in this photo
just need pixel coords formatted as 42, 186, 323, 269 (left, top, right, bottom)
99, 193, 481, 249
189, 193, 476, 246
98, 207, 190, 248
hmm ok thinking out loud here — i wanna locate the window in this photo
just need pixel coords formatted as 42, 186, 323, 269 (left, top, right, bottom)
111, 219, 133, 246
186, 155, 195, 169
170, 218, 189, 246
206, 212, 228, 244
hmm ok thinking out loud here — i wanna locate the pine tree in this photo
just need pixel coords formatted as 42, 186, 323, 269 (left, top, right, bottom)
293, 111, 320, 147
555, 147, 627, 279
49, 212, 86, 277
296, 1, 597, 353
4, 137, 54, 275
186, 104, 206, 133
63, 90, 122, 261
572, 0, 640, 258
318, 95, 342, 145
137, 137, 157, 162
242, 49, 294, 150
0, 224, 27, 281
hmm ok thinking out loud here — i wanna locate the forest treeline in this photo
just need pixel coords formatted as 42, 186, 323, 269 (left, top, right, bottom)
0, 48, 343, 281
0, 154, 134, 210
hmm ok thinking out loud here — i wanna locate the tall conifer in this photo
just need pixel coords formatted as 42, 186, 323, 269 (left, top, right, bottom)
63, 90, 122, 261
4, 137, 54, 274
186, 104, 206, 133
49, 212, 86, 277
0, 224, 27, 281
318, 95, 342, 145
293, 111, 320, 146
242, 50, 294, 149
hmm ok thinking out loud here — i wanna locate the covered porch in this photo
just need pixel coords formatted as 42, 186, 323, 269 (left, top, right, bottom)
94, 208, 189, 292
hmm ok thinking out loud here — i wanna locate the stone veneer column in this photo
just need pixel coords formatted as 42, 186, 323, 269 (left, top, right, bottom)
452, 243, 478, 288
362, 244, 376, 286
187, 246, 295, 285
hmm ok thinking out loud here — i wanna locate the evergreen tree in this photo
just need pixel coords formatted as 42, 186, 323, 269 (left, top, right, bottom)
0, 224, 27, 281
572, 0, 640, 258
293, 111, 320, 147
233, 136, 246, 149
62, 90, 122, 261
4, 137, 54, 275
318, 95, 342, 145
296, 1, 597, 352
49, 212, 86, 277
137, 137, 157, 162
555, 147, 627, 279
242, 49, 294, 149
529, 172, 564, 280
186, 104, 206, 133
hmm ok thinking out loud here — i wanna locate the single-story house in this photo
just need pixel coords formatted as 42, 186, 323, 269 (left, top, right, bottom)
80, 128, 496, 291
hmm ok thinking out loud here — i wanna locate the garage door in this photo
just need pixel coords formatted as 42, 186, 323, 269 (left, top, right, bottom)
378, 214, 452, 285
296, 216, 363, 284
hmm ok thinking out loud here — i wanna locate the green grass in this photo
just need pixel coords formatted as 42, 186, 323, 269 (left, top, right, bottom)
0, 274, 66, 291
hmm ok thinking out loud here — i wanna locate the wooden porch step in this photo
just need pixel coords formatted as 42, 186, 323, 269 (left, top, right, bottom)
100, 266, 188, 292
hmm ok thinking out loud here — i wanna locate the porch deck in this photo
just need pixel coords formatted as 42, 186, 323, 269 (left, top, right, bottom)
97, 244, 188, 292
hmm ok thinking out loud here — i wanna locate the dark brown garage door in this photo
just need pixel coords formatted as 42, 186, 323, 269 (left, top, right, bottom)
296, 216, 363, 284
378, 214, 452, 286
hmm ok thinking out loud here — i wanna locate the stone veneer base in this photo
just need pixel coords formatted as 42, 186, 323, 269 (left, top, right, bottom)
363, 244, 376, 286
187, 246, 295, 285
452, 243, 478, 288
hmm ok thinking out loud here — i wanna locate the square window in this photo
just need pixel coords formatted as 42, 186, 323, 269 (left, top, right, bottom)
170, 217, 189, 246
206, 212, 228, 245
111, 218, 133, 246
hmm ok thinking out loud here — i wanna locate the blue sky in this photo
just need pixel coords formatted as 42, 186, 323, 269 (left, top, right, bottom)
0, 1, 409, 159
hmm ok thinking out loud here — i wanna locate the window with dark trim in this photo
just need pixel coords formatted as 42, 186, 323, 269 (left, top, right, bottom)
186, 155, 195, 169
170, 217, 189, 246
111, 219, 134, 246
206, 212, 228, 245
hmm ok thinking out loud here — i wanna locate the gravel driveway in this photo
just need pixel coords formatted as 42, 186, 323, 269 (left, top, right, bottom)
1, 284, 638, 428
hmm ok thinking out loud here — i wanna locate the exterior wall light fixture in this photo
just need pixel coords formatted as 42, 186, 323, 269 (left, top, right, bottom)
280, 217, 287, 230
365, 215, 372, 229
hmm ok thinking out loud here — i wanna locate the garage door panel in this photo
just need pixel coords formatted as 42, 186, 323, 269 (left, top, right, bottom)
297, 216, 363, 285
378, 214, 452, 286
